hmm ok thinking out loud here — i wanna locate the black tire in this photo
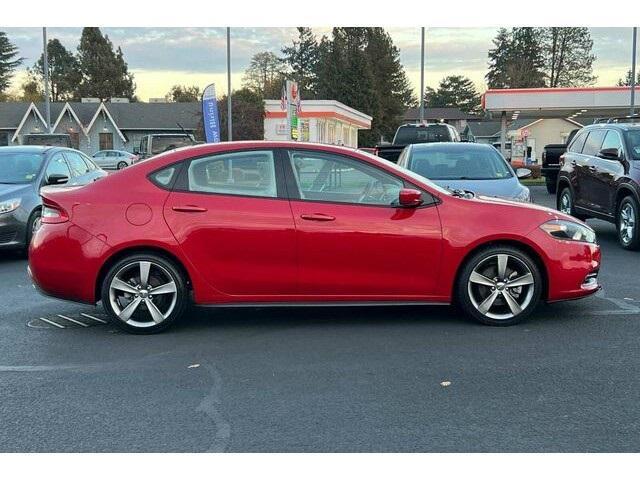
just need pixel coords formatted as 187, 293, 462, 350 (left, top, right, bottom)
24, 209, 41, 256
456, 245, 543, 327
617, 195, 640, 251
545, 177, 557, 194
117, 161, 128, 170
101, 253, 188, 334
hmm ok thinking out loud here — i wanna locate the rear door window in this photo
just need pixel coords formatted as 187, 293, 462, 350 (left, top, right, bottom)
64, 152, 90, 177
568, 132, 587, 153
581, 130, 606, 157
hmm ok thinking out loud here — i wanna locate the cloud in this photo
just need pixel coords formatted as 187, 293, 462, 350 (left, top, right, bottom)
2, 27, 636, 101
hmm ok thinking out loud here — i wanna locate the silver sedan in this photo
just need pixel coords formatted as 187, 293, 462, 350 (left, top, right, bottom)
92, 150, 138, 170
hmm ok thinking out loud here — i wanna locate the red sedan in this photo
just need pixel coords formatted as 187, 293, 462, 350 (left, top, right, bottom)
29, 142, 601, 334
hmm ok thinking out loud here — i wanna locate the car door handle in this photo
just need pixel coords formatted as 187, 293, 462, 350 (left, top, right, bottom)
300, 213, 336, 222
171, 205, 208, 213
588, 165, 597, 172
570, 160, 577, 166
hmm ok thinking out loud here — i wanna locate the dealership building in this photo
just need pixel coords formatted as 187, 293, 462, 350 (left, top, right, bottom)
0, 100, 201, 155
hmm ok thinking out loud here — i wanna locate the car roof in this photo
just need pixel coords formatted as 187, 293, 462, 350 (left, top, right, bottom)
0, 145, 55, 154
582, 122, 640, 132
408, 142, 492, 150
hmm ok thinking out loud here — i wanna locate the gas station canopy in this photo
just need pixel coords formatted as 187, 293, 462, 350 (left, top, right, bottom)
482, 86, 640, 121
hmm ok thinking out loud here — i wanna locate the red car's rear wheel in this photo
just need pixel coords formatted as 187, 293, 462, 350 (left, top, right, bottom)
101, 253, 188, 334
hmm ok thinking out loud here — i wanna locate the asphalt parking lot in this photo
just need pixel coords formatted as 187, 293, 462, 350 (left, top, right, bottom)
1, 185, 639, 452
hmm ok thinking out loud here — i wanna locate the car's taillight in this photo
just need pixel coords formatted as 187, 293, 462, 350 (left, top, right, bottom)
41, 204, 69, 224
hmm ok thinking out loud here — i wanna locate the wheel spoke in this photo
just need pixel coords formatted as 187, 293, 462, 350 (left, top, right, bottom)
145, 298, 165, 324
139, 261, 151, 288
470, 271, 496, 287
478, 290, 499, 314
497, 254, 508, 279
150, 281, 177, 295
507, 273, 533, 288
502, 290, 523, 315
111, 277, 139, 295
119, 297, 142, 321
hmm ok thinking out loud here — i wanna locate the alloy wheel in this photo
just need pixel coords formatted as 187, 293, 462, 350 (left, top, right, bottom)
108, 260, 178, 328
559, 191, 572, 215
620, 203, 636, 246
467, 253, 535, 320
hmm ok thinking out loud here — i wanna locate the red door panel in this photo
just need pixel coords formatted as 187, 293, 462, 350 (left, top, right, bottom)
290, 200, 443, 299
164, 191, 297, 298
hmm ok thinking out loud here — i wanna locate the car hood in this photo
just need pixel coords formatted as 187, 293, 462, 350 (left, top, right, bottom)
470, 193, 585, 226
0, 183, 33, 200
433, 177, 527, 199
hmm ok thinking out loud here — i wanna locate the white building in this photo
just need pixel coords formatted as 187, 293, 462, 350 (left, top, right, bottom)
264, 100, 372, 147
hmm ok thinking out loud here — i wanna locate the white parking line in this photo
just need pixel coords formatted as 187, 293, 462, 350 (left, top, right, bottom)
39, 317, 65, 329
80, 313, 107, 324
57, 314, 89, 327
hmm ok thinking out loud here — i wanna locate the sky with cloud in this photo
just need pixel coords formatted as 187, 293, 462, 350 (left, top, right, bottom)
2, 27, 637, 101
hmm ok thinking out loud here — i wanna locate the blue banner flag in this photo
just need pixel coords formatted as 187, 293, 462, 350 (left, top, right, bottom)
202, 84, 221, 143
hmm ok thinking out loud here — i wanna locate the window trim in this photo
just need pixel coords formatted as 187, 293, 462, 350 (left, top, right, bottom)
167, 148, 289, 201
281, 148, 436, 209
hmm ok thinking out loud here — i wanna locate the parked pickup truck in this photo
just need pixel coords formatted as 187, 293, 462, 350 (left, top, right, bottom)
541, 128, 579, 194
374, 123, 460, 163
135, 133, 198, 160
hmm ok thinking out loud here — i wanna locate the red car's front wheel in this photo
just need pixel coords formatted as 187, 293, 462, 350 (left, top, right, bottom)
457, 246, 543, 326
101, 253, 188, 334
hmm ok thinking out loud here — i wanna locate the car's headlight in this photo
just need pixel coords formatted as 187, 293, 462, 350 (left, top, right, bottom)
540, 219, 596, 243
514, 187, 531, 203
0, 198, 21, 214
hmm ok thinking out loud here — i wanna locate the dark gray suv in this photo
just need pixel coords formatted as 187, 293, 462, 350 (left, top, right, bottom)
0, 146, 106, 252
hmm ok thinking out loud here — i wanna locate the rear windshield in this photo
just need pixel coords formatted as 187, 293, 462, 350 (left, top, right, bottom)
0, 152, 43, 184
627, 130, 640, 160
393, 125, 451, 145
151, 136, 195, 155
408, 145, 512, 180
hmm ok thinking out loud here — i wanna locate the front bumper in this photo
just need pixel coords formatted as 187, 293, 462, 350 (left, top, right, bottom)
527, 227, 601, 302
0, 210, 28, 250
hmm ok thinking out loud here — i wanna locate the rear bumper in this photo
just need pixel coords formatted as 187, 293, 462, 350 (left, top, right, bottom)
28, 221, 109, 304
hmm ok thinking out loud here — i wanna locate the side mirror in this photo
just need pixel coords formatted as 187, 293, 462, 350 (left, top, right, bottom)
46, 173, 69, 185
516, 168, 532, 179
398, 188, 423, 207
597, 147, 621, 161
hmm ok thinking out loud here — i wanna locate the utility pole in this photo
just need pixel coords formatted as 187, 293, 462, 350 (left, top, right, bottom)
42, 27, 51, 133
226, 27, 232, 141
419, 27, 425, 123
631, 27, 637, 119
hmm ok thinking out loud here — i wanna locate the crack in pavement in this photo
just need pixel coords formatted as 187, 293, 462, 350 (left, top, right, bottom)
196, 364, 231, 453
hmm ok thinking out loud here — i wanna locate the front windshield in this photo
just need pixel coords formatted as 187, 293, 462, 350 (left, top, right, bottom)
355, 149, 452, 196
627, 130, 640, 160
408, 145, 513, 180
0, 152, 43, 184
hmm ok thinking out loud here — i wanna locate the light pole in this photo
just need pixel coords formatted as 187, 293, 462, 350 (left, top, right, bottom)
419, 27, 425, 123
631, 27, 637, 119
42, 27, 51, 133
226, 27, 232, 141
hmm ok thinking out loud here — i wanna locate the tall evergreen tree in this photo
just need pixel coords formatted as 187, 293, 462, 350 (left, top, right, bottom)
617, 69, 640, 86
30, 38, 81, 102
281, 27, 319, 99
76, 28, 135, 101
425, 75, 481, 113
543, 27, 596, 87
0, 31, 23, 98
363, 28, 415, 144
486, 28, 545, 89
